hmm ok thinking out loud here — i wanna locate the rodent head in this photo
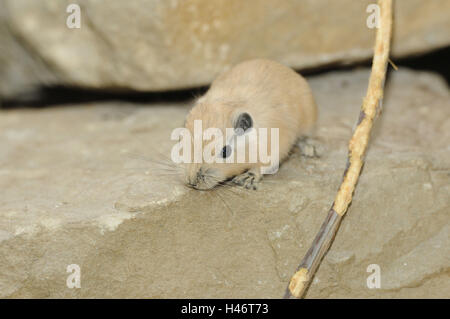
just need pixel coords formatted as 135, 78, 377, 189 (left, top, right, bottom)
183, 101, 256, 190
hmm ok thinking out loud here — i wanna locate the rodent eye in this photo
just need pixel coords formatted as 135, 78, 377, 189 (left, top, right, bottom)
234, 112, 253, 135
221, 145, 232, 158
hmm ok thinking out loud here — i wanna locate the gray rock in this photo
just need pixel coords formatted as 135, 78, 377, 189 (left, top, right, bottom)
1, 0, 450, 96
0, 68, 449, 298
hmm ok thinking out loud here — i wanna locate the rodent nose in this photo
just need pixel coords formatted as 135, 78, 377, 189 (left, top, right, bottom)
185, 164, 198, 187
187, 170, 202, 188
187, 168, 204, 188
187, 176, 197, 187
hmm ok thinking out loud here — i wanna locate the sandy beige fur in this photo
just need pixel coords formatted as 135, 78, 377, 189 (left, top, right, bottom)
184, 59, 317, 190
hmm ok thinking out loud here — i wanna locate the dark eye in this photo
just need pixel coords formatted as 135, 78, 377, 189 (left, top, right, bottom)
234, 112, 253, 135
221, 145, 232, 158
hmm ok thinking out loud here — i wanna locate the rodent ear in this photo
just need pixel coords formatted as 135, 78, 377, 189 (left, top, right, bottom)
234, 113, 253, 134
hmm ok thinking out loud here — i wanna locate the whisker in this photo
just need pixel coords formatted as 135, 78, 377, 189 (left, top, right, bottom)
152, 173, 182, 177
125, 152, 182, 170
213, 187, 235, 216
217, 183, 242, 196
218, 187, 242, 199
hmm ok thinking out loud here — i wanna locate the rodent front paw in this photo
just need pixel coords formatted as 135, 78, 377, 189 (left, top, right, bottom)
232, 170, 261, 190
298, 137, 323, 158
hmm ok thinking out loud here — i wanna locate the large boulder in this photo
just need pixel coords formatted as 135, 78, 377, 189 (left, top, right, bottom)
1, 0, 450, 96
0, 68, 448, 298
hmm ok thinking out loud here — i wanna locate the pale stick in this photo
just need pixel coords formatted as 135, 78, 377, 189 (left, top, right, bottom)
284, 0, 393, 299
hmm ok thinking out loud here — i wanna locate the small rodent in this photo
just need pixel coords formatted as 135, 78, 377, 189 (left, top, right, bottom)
184, 59, 317, 190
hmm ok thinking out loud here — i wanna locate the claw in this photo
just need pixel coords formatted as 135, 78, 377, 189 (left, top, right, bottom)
232, 169, 261, 190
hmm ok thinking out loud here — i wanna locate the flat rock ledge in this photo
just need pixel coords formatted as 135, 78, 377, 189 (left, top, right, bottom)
0, 68, 449, 298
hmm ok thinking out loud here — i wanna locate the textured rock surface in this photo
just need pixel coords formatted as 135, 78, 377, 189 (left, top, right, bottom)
1, 0, 450, 96
0, 68, 449, 298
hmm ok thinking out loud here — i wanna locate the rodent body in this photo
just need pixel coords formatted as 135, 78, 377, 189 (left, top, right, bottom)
184, 59, 317, 190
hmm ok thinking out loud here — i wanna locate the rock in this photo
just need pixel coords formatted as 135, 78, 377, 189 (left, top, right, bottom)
0, 1, 58, 98
0, 68, 449, 298
1, 0, 450, 96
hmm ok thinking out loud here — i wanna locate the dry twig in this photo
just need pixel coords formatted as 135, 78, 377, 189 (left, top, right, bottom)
284, 0, 393, 299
